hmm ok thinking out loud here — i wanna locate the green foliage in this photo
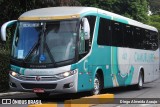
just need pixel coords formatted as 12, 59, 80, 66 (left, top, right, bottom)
0, 48, 11, 90
0, 50, 10, 92
0, 0, 81, 26
0, 30, 11, 92
149, 15, 160, 31
149, 0, 160, 15
0, 0, 151, 26
78, 0, 149, 23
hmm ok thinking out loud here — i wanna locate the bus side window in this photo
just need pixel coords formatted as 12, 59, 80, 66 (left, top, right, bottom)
140, 28, 145, 49
123, 25, 133, 48
155, 32, 159, 50
97, 17, 111, 46
134, 27, 141, 49
144, 30, 150, 50
111, 21, 123, 47
150, 31, 158, 50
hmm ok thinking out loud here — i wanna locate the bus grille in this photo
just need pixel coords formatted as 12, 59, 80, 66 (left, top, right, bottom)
21, 83, 57, 89
18, 75, 59, 81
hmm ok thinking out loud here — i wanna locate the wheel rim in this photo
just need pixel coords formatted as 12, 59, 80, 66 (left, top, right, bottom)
139, 74, 143, 87
93, 77, 100, 95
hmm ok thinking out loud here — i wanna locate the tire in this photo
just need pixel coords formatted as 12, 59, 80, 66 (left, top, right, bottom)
36, 92, 50, 98
136, 72, 143, 90
91, 73, 101, 95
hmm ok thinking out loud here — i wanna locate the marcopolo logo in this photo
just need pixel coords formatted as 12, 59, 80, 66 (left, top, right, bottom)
35, 76, 41, 81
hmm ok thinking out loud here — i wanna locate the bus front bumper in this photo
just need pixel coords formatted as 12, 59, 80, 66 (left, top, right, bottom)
9, 71, 78, 93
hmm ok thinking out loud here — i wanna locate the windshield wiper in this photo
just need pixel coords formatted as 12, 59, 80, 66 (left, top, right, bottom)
24, 22, 56, 65
45, 43, 56, 65
24, 37, 40, 63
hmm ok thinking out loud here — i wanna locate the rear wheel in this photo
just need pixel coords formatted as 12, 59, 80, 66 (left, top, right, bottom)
136, 72, 143, 90
36, 92, 50, 98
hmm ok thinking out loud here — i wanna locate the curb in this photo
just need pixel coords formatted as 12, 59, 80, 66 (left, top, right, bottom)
64, 94, 114, 107
27, 94, 114, 107
28, 104, 57, 107
0, 92, 28, 97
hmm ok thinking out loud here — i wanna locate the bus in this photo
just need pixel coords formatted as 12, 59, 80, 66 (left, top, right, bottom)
1, 7, 159, 97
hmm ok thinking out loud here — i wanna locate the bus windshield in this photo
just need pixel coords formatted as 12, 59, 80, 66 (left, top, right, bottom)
11, 20, 78, 64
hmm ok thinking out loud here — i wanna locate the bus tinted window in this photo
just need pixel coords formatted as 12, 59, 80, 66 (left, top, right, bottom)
111, 21, 123, 47
143, 30, 151, 50
150, 31, 158, 50
134, 27, 142, 49
97, 17, 158, 51
123, 25, 133, 48
97, 18, 111, 46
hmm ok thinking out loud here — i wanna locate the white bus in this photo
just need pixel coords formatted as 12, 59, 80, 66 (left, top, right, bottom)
1, 7, 159, 97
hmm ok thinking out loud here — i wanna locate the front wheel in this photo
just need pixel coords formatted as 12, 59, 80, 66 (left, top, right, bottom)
91, 74, 101, 95
136, 72, 143, 90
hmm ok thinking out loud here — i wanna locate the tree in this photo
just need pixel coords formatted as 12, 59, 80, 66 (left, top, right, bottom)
0, 0, 80, 26
78, 0, 117, 12
149, 15, 160, 31
117, 0, 149, 23
149, 0, 160, 15
79, 0, 149, 23
0, 0, 150, 25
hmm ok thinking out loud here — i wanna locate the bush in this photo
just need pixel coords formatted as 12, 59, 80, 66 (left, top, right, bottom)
0, 22, 15, 92
0, 47, 10, 92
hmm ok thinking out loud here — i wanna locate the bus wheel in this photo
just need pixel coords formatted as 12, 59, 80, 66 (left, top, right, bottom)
136, 72, 143, 90
91, 73, 101, 95
36, 92, 50, 98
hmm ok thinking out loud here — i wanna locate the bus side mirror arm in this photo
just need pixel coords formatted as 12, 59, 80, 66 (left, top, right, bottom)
1, 20, 17, 41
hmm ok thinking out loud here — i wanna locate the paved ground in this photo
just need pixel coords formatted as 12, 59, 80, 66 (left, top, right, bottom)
94, 78, 160, 107
0, 78, 160, 107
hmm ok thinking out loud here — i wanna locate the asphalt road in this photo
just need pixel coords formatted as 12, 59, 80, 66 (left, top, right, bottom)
0, 78, 160, 107
95, 78, 160, 107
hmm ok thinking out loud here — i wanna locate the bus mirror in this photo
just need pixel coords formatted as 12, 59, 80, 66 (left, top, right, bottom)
82, 18, 90, 40
1, 20, 17, 41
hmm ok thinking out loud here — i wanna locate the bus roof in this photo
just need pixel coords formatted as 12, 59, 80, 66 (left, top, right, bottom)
19, 7, 97, 20
19, 7, 158, 32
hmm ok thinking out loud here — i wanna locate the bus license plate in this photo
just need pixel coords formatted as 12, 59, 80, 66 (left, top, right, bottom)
33, 88, 44, 93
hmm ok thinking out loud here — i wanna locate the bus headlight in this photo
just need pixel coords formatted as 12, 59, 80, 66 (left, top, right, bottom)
9, 71, 19, 77
55, 69, 77, 79
63, 72, 70, 77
